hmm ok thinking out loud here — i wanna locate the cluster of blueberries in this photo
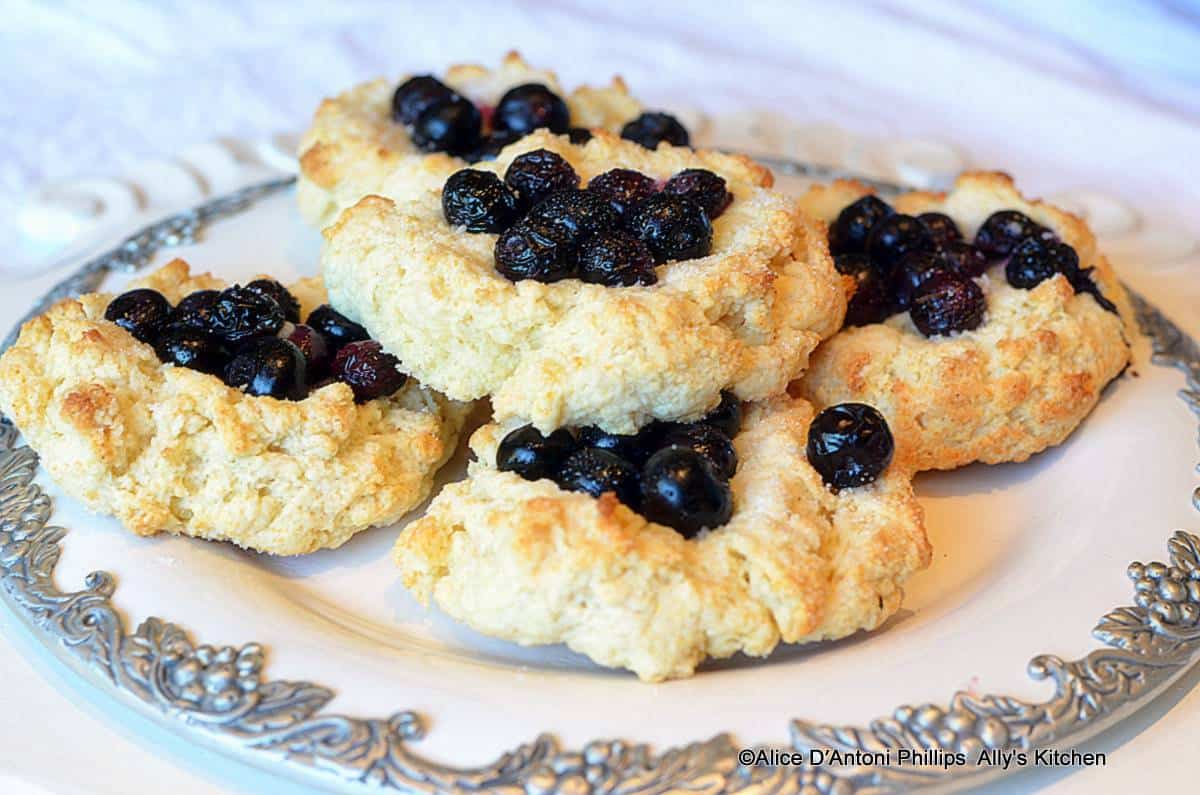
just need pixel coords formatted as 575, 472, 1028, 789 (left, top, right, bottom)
103, 282, 407, 403
441, 148, 732, 285
391, 74, 690, 161
496, 395, 895, 536
830, 196, 1115, 337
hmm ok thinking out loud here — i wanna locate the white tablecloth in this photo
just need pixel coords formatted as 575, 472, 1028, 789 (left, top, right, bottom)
1, 2, 1198, 793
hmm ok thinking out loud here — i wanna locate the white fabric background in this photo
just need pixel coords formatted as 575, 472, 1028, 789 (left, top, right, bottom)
1, 2, 1198, 794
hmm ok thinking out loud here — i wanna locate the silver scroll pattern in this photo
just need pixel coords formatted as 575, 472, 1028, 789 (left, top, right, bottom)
1, 176, 1199, 794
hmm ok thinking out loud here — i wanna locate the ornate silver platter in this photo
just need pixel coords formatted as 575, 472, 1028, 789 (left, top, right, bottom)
2, 174, 1198, 794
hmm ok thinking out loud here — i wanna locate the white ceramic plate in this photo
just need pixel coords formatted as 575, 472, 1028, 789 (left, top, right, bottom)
2, 172, 1198, 795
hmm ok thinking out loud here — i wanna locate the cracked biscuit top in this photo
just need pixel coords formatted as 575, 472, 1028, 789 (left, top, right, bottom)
793, 172, 1134, 471
0, 259, 468, 555
321, 129, 845, 435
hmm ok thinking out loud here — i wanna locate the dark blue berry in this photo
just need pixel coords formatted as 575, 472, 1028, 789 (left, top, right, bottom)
169, 289, 220, 330
282, 324, 330, 379
577, 426, 654, 466
207, 285, 285, 344
587, 168, 658, 217
153, 327, 230, 375
1005, 236, 1077, 289
626, 194, 712, 263
661, 424, 737, 480
909, 270, 985, 337
640, 447, 733, 537
663, 169, 731, 219
807, 403, 894, 490
496, 425, 576, 481
524, 189, 620, 246
224, 337, 307, 400
412, 97, 482, 156
306, 305, 369, 353
939, 241, 990, 278
245, 279, 301, 323
621, 112, 690, 150
699, 391, 742, 437
442, 169, 520, 233
504, 149, 580, 207
567, 127, 593, 145
392, 75, 456, 125
833, 253, 872, 276
844, 268, 895, 327
576, 230, 657, 287
330, 340, 407, 403
466, 129, 524, 162
974, 210, 1046, 259
555, 448, 641, 507
494, 221, 575, 283
890, 251, 949, 312
494, 83, 570, 135
105, 289, 172, 343
917, 212, 961, 248
828, 196, 893, 256
866, 213, 935, 276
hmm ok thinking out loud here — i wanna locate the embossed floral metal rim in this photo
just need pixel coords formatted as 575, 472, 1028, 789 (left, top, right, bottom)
1, 174, 1199, 795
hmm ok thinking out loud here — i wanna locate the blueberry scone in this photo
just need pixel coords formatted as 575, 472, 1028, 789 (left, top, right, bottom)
395, 394, 929, 682
792, 172, 1134, 472
298, 51, 687, 228
0, 259, 468, 555
321, 129, 845, 435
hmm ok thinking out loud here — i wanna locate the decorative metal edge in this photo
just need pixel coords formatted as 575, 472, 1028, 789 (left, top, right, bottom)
0, 175, 1198, 795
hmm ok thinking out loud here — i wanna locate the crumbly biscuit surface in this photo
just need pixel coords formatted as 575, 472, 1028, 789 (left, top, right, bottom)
322, 130, 845, 435
0, 259, 469, 555
793, 172, 1134, 471
297, 51, 642, 228
394, 395, 930, 682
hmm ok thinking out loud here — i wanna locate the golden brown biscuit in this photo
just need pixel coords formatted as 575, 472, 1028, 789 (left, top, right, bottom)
321, 129, 845, 435
297, 51, 642, 228
394, 395, 930, 682
0, 259, 469, 555
793, 172, 1134, 471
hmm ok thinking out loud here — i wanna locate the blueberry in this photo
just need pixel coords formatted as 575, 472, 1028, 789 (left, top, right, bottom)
586, 168, 658, 217
411, 96, 482, 156
224, 337, 307, 400
330, 340, 408, 403
833, 253, 872, 276
661, 424, 737, 480
493, 83, 570, 135
245, 279, 301, 323
153, 327, 230, 375
577, 426, 654, 465
496, 425, 576, 481
663, 169, 732, 219
465, 129, 524, 162
699, 390, 742, 437
207, 285, 285, 344
494, 221, 575, 283
889, 251, 950, 312
392, 75, 456, 125
844, 268, 895, 327
524, 189, 620, 246
442, 169, 520, 233
806, 403, 894, 491
974, 210, 1045, 259
306, 305, 369, 353
282, 324, 330, 379
866, 213, 935, 276
555, 448, 641, 507
104, 289, 172, 343
909, 270, 986, 337
577, 230, 657, 287
620, 112, 690, 150
640, 447, 733, 537
938, 241, 990, 278
567, 127, 593, 145
828, 196, 893, 256
169, 289, 220, 330
626, 194, 712, 263
916, 212, 961, 248
504, 149, 580, 207
1005, 236, 1077, 289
